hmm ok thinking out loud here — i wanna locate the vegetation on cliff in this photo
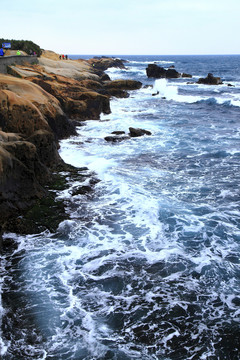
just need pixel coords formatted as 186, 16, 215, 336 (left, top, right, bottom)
0, 38, 42, 56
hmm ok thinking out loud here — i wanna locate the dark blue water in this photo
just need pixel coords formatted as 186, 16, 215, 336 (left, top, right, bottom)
1, 55, 240, 359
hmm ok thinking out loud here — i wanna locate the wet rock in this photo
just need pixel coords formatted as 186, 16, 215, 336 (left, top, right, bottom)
111, 131, 126, 135
197, 73, 223, 85
71, 185, 93, 196
129, 127, 152, 137
104, 135, 130, 142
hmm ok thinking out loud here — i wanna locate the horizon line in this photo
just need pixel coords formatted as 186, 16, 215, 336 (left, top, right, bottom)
67, 53, 240, 56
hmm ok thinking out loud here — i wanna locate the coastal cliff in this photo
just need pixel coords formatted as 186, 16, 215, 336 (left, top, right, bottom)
0, 53, 141, 238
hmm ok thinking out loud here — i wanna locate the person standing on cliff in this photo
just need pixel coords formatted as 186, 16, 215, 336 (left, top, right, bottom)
16, 50, 21, 55
0, 48, 4, 56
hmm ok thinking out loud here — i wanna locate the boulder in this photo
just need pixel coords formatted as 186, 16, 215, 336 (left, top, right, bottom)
197, 73, 223, 85
129, 127, 152, 137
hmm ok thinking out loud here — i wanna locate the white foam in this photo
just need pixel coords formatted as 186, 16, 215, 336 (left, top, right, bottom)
153, 79, 178, 100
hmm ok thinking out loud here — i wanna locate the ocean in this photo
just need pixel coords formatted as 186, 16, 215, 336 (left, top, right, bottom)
1, 55, 240, 359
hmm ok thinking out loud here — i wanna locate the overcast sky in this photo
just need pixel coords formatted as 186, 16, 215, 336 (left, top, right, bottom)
1, 0, 239, 55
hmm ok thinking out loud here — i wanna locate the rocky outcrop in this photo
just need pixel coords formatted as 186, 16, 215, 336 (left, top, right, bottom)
88, 57, 126, 71
146, 64, 181, 79
101, 79, 142, 98
146, 64, 193, 79
0, 55, 139, 235
0, 74, 70, 230
197, 73, 223, 85
0, 138, 49, 222
103, 80, 142, 90
104, 127, 152, 142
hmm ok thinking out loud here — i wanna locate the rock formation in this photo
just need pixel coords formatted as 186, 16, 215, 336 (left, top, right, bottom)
0, 55, 138, 236
146, 64, 181, 78
197, 73, 223, 85
146, 64, 192, 79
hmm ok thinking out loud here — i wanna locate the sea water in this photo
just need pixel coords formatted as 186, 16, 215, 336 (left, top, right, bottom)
0, 55, 240, 359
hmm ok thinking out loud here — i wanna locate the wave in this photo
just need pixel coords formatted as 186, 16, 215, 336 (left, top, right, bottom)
151, 79, 240, 107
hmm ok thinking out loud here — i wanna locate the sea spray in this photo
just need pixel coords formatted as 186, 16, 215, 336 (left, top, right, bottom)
152, 78, 178, 100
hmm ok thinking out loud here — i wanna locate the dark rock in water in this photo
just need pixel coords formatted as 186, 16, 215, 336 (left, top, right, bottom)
169, 65, 175, 68
146, 64, 181, 78
71, 185, 93, 196
182, 73, 192, 78
146, 64, 166, 78
111, 131, 126, 135
152, 91, 159, 96
129, 127, 152, 137
197, 73, 223, 85
166, 68, 181, 78
227, 83, 235, 87
104, 135, 130, 142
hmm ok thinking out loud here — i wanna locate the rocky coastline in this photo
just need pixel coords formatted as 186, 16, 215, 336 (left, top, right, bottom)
0, 52, 142, 244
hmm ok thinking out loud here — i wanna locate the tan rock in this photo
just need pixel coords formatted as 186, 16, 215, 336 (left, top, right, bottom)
38, 57, 100, 81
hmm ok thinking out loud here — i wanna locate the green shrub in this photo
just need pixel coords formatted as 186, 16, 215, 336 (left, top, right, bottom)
0, 38, 42, 57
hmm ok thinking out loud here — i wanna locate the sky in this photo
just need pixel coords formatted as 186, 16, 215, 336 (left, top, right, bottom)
1, 0, 240, 55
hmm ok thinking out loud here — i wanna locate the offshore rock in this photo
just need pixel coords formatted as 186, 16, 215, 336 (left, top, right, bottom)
197, 73, 223, 85
182, 73, 192, 78
104, 135, 130, 143
146, 64, 181, 79
129, 127, 152, 137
